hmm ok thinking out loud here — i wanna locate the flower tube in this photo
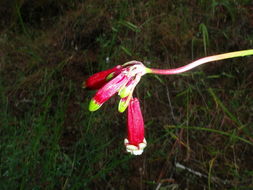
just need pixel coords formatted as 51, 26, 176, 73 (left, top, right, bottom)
83, 65, 123, 89
124, 98, 147, 155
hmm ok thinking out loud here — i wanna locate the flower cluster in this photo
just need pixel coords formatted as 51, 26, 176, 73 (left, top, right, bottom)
83, 61, 148, 155
83, 49, 253, 156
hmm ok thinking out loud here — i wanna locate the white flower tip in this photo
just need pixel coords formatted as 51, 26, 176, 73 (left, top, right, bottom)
139, 142, 147, 149
127, 149, 143, 155
124, 138, 147, 156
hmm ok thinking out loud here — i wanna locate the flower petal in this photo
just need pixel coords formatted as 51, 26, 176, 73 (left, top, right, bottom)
124, 138, 147, 155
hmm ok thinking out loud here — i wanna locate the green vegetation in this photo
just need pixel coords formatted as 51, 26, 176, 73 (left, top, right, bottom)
1, 0, 252, 189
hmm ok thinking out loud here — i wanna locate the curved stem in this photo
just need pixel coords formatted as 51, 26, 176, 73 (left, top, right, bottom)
146, 49, 253, 75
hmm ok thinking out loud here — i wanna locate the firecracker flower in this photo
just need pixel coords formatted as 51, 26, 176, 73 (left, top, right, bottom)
83, 49, 253, 156
124, 97, 147, 155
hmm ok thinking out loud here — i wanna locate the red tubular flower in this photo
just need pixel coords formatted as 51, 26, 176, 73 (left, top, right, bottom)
89, 72, 130, 111
83, 65, 122, 89
124, 98, 147, 155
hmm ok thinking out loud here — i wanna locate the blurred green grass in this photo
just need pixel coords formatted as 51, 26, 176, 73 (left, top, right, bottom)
1, 0, 253, 189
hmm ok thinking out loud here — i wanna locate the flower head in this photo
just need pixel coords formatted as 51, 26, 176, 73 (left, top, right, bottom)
84, 61, 148, 156
87, 61, 147, 112
124, 97, 147, 155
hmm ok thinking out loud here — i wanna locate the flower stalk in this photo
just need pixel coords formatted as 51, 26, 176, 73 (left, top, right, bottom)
146, 49, 253, 75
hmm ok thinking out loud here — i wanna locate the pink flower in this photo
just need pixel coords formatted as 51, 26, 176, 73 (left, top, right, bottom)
83, 65, 123, 89
87, 61, 148, 112
84, 61, 148, 155
124, 97, 147, 155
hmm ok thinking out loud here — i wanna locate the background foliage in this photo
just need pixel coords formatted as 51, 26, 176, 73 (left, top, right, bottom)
1, 0, 253, 189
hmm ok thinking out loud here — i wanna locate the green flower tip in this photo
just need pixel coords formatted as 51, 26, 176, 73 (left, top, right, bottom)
89, 99, 101, 111
118, 100, 128, 113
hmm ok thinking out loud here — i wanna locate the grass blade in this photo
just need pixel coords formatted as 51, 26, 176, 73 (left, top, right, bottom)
208, 88, 243, 128
165, 125, 253, 146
